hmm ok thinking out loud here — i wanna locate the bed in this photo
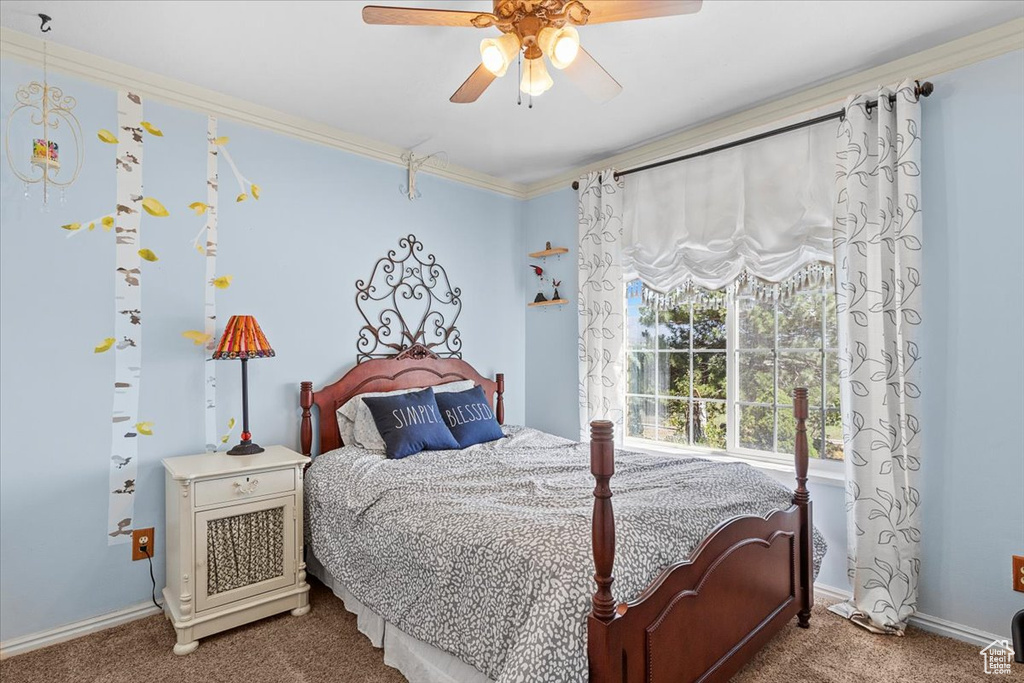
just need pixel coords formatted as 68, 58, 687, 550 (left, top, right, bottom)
299, 345, 819, 683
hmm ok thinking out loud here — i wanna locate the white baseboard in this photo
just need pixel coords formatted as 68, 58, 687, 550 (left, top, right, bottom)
0, 601, 162, 659
814, 582, 1009, 647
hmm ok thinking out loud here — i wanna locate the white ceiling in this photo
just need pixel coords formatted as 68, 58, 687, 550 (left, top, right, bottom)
2, 1, 1022, 185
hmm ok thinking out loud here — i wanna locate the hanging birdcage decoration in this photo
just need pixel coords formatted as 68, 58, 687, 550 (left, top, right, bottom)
4, 15, 83, 206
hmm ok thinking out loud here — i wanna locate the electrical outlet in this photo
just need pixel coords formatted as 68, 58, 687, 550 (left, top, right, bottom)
1014, 555, 1024, 593
132, 527, 155, 562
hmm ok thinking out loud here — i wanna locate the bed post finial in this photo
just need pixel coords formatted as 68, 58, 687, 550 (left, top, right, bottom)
590, 420, 617, 622
792, 387, 813, 628
495, 373, 505, 425
300, 381, 313, 456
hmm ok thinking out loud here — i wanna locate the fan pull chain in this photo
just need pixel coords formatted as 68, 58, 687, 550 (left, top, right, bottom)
517, 52, 522, 107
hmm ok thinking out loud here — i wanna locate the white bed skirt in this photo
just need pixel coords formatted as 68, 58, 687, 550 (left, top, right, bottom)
308, 553, 494, 683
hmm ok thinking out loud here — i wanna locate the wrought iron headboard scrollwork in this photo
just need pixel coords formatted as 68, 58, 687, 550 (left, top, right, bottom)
355, 234, 463, 363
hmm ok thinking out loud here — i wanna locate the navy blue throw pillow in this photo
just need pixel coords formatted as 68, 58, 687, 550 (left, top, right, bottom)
362, 387, 459, 459
434, 385, 504, 448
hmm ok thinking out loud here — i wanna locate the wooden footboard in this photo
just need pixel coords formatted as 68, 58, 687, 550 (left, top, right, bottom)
588, 388, 814, 683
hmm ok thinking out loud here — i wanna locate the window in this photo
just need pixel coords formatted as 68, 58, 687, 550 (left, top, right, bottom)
626, 281, 843, 461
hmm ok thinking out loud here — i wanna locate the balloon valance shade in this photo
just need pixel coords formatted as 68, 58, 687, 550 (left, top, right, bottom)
212, 315, 275, 360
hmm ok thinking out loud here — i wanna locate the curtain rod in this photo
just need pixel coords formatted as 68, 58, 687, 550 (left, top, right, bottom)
571, 81, 934, 190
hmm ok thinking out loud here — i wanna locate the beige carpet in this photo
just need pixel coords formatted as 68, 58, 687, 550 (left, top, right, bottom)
1, 579, 1002, 682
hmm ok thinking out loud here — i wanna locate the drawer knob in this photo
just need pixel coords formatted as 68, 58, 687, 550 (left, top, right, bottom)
233, 478, 260, 495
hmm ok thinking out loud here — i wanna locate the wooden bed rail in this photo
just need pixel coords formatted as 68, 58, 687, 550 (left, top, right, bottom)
588, 387, 814, 682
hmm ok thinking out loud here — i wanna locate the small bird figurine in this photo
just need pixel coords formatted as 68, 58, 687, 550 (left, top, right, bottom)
529, 264, 544, 277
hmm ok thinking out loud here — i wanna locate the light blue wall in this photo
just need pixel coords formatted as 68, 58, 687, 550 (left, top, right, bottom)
918, 48, 1024, 638
524, 189, 578, 439
522, 51, 1024, 638
0, 58, 525, 642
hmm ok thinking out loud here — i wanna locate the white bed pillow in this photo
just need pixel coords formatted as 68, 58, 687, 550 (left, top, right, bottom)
338, 380, 475, 450
335, 412, 356, 448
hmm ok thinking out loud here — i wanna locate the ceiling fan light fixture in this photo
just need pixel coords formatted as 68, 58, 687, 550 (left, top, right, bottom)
479, 33, 521, 77
537, 25, 579, 69
520, 56, 554, 97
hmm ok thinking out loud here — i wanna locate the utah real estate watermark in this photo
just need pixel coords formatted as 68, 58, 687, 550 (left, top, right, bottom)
979, 639, 1015, 675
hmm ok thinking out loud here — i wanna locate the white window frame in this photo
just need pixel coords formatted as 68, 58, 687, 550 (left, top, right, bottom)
624, 286, 844, 483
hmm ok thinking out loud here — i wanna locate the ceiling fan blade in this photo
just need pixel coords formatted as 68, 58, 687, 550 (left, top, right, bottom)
450, 64, 497, 103
563, 47, 622, 104
362, 5, 495, 27
577, 0, 702, 24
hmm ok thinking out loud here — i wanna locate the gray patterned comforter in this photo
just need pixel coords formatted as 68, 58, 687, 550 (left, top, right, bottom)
306, 426, 825, 683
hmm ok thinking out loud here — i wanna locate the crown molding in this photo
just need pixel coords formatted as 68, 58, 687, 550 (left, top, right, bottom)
524, 18, 1024, 198
0, 27, 528, 200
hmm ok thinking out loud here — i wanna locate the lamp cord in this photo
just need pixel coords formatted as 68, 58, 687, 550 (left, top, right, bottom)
143, 546, 162, 611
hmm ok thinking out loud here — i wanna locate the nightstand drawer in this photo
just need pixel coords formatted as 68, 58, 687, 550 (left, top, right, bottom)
195, 468, 295, 507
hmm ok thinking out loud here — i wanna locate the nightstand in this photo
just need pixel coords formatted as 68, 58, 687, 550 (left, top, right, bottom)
162, 445, 311, 655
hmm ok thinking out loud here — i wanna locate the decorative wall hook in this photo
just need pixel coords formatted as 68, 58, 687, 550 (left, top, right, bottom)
38, 14, 52, 32
400, 150, 449, 201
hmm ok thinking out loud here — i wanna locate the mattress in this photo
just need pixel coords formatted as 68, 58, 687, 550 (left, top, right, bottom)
305, 425, 826, 683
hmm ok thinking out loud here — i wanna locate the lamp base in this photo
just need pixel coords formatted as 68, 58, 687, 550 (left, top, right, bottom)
227, 441, 265, 456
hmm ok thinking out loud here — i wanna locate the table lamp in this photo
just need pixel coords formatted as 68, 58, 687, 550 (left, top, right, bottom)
212, 315, 275, 455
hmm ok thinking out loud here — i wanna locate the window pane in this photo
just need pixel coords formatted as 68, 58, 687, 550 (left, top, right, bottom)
825, 351, 840, 410
626, 396, 656, 440
738, 351, 774, 404
825, 292, 838, 349
658, 308, 691, 350
693, 305, 726, 349
658, 398, 690, 445
660, 352, 689, 398
778, 292, 822, 348
824, 410, 844, 460
693, 352, 726, 400
694, 401, 727, 449
627, 352, 656, 395
778, 407, 823, 460
738, 404, 774, 451
626, 302, 656, 350
737, 297, 774, 349
778, 351, 822, 407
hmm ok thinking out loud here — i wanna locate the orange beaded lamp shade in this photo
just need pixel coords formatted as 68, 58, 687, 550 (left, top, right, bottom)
213, 316, 275, 455
212, 315, 275, 360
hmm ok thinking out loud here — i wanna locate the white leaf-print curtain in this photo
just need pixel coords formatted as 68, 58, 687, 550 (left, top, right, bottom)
829, 81, 923, 634
577, 170, 625, 442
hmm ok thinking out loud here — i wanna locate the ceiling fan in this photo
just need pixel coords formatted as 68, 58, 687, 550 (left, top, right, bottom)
362, 1, 703, 104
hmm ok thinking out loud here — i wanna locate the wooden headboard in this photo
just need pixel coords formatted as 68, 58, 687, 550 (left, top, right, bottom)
299, 344, 503, 456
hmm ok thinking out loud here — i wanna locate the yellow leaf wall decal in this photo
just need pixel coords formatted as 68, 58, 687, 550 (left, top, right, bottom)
135, 422, 154, 436
97, 129, 119, 144
88, 222, 96, 231
210, 275, 233, 289
251, 184, 261, 200
213, 136, 230, 146
102, 216, 114, 231
142, 197, 170, 217
196, 244, 205, 254
94, 337, 116, 353
140, 121, 163, 136
138, 248, 159, 262
182, 330, 213, 345
236, 193, 248, 203
220, 417, 237, 444
61, 223, 81, 231
188, 201, 209, 215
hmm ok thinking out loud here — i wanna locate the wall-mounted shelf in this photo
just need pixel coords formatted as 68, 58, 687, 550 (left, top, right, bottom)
528, 298, 569, 308
528, 247, 569, 258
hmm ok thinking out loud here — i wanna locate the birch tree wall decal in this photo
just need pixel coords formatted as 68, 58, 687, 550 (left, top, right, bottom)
203, 117, 220, 451
107, 89, 144, 544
